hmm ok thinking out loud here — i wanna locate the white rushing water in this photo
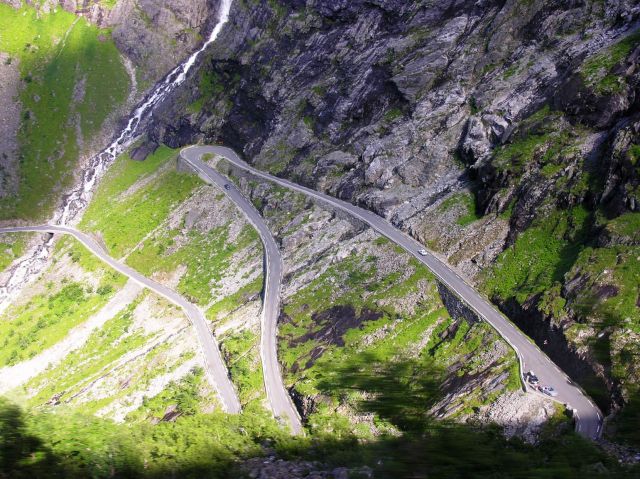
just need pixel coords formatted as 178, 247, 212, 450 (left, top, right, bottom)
57, 0, 233, 225
0, 0, 233, 312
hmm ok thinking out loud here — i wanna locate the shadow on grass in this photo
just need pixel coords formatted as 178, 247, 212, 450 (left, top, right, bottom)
549, 208, 593, 287
315, 352, 444, 434
2, 354, 639, 479
0, 399, 61, 477
306, 353, 635, 478
609, 387, 640, 448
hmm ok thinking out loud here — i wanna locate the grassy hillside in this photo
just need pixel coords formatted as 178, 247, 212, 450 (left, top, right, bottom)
80, 148, 266, 409
0, 228, 218, 422
278, 233, 520, 436
479, 104, 640, 444
1, 395, 637, 478
0, 235, 125, 368
197, 170, 522, 437
81, 147, 202, 258
0, 232, 31, 271
80, 146, 263, 308
0, 4, 130, 220
0, 153, 638, 476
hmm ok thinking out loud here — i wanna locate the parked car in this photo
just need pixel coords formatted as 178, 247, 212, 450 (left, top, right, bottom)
526, 371, 539, 386
541, 386, 558, 397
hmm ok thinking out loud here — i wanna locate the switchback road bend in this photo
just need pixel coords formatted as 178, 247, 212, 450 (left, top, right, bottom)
0, 225, 241, 414
179, 154, 303, 435
180, 145, 603, 440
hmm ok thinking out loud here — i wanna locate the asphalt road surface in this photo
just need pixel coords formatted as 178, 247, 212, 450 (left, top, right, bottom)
180, 145, 603, 440
180, 149, 303, 435
0, 225, 241, 414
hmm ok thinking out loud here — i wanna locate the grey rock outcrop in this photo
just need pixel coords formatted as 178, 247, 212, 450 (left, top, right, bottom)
151, 0, 638, 235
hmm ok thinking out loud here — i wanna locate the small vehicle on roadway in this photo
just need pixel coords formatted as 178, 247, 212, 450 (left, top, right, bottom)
224, 184, 231, 190
541, 386, 558, 397
525, 371, 539, 386
418, 249, 428, 256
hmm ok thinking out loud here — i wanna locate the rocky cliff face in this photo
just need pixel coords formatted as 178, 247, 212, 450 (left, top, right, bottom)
151, 0, 639, 270
146, 0, 640, 442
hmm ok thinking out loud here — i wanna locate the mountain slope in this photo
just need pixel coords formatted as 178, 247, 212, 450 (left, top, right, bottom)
149, 0, 640, 446
0, 4, 130, 219
1, 0, 640, 476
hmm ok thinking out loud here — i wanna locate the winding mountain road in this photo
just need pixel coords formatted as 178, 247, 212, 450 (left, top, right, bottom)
0, 225, 241, 414
180, 145, 603, 440
179, 150, 303, 435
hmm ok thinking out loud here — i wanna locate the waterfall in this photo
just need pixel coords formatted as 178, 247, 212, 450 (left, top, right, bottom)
57, 0, 233, 224
0, 0, 233, 312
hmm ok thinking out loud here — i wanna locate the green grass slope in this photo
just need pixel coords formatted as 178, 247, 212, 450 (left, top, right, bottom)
81, 146, 202, 258
0, 235, 124, 367
0, 4, 130, 220
1, 390, 637, 478
80, 148, 266, 408
0, 232, 31, 271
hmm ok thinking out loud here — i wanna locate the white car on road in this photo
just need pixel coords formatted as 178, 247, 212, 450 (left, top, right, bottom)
418, 249, 428, 256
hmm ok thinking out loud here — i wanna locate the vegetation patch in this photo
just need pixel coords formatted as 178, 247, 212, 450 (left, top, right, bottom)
0, 5, 130, 220
490, 107, 577, 178
207, 276, 263, 323
0, 397, 290, 478
0, 232, 31, 271
604, 211, 640, 242
629, 144, 640, 165
128, 225, 259, 305
284, 305, 383, 372
0, 237, 124, 367
482, 206, 591, 303
23, 298, 149, 407
126, 367, 207, 422
610, 389, 640, 447
82, 146, 262, 307
280, 237, 518, 434
23, 288, 210, 421
482, 199, 640, 435
221, 330, 265, 407
437, 192, 481, 227
581, 30, 640, 95
384, 107, 403, 123
568, 245, 640, 334
81, 146, 202, 258
1, 394, 634, 477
